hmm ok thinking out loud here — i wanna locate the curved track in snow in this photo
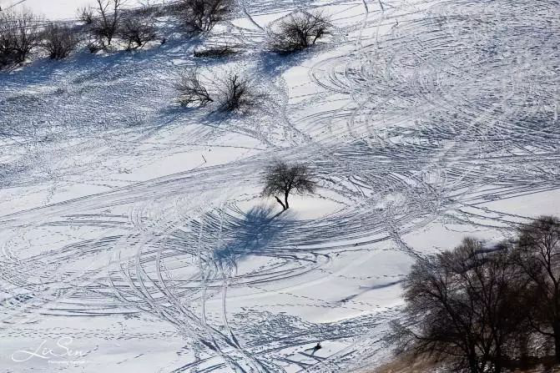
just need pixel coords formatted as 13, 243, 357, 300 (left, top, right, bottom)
0, 0, 559, 371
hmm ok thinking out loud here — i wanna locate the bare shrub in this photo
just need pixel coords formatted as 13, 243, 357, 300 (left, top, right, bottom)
119, 15, 157, 50
193, 44, 237, 58
175, 70, 261, 112
0, 22, 16, 67
263, 162, 316, 210
91, 0, 125, 47
176, 70, 213, 107
0, 10, 42, 67
179, 0, 234, 33
218, 73, 261, 113
78, 6, 94, 25
43, 23, 79, 60
268, 11, 330, 54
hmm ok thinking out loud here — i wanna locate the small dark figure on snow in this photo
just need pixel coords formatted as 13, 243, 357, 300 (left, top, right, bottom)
311, 342, 322, 356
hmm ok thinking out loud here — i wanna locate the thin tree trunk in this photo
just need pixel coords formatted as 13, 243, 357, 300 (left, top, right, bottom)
554, 324, 560, 362
275, 196, 286, 210
494, 356, 502, 373
284, 191, 290, 210
493, 334, 503, 373
467, 351, 480, 373
469, 359, 478, 373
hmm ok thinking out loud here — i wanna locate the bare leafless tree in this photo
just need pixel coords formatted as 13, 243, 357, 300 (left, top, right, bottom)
78, 6, 94, 25
176, 70, 260, 112
0, 15, 15, 67
403, 238, 530, 373
0, 10, 42, 67
268, 11, 330, 54
119, 15, 157, 50
43, 23, 79, 60
218, 73, 260, 112
513, 216, 560, 362
92, 0, 125, 47
179, 0, 234, 33
176, 69, 213, 107
263, 162, 316, 210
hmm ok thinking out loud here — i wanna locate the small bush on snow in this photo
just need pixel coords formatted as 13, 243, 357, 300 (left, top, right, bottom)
0, 10, 42, 68
218, 73, 261, 113
78, 6, 94, 25
268, 11, 330, 54
193, 44, 238, 58
43, 23, 80, 60
119, 15, 157, 50
178, 0, 234, 34
176, 69, 214, 107
175, 70, 262, 113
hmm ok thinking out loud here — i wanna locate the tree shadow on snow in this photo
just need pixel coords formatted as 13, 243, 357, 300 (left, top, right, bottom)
213, 205, 293, 271
0, 36, 198, 90
257, 49, 316, 78
338, 280, 404, 304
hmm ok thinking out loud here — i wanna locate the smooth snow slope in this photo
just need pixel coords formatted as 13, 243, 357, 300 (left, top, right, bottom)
0, 0, 559, 372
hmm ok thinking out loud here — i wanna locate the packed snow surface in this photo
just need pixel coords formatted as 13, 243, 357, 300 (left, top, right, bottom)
0, 0, 559, 372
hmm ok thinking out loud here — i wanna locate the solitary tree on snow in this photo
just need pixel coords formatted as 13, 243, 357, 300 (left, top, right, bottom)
263, 162, 316, 210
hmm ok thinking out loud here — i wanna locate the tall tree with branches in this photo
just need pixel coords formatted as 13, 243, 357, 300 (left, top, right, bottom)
513, 216, 560, 362
402, 238, 529, 373
92, 0, 125, 47
263, 162, 316, 210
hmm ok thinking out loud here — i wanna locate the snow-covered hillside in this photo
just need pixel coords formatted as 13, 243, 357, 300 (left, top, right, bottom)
0, 0, 171, 20
0, 0, 559, 372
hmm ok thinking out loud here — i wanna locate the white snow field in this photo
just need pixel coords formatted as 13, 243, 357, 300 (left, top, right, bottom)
0, 0, 559, 372
0, 0, 172, 20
